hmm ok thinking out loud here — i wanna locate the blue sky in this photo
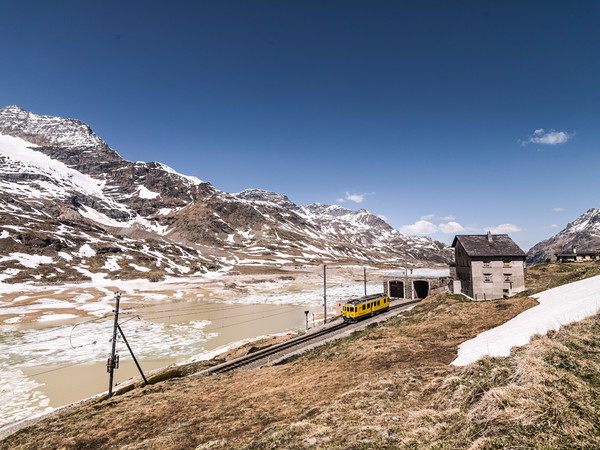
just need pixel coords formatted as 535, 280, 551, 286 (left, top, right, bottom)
1, 1, 599, 251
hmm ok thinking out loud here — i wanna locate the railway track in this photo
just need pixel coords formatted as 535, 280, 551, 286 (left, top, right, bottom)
199, 298, 422, 376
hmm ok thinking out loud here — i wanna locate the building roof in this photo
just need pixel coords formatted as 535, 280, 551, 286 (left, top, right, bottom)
555, 251, 598, 257
452, 234, 526, 258
384, 268, 450, 279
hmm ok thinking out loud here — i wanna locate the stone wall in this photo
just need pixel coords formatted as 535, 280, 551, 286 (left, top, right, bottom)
383, 276, 450, 299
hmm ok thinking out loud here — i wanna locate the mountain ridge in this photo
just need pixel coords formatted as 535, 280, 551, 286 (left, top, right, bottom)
527, 207, 600, 263
0, 106, 452, 284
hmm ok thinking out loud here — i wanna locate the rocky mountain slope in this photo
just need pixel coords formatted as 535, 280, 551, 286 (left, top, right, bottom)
0, 105, 451, 283
528, 208, 600, 263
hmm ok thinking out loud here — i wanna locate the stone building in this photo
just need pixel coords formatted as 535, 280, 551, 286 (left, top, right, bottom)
452, 232, 526, 300
383, 268, 451, 299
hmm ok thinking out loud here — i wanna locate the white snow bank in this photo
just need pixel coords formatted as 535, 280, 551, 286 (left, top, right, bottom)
37, 313, 79, 322
0, 134, 103, 196
77, 244, 96, 258
452, 275, 600, 366
137, 185, 160, 199
129, 263, 151, 272
0, 253, 53, 268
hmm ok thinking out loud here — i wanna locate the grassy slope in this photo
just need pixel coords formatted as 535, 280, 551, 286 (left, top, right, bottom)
2, 263, 600, 449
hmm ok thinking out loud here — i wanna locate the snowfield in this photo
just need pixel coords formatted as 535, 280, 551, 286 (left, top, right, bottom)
452, 275, 600, 366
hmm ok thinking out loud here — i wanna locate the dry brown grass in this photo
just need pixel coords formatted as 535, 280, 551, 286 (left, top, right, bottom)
2, 262, 600, 449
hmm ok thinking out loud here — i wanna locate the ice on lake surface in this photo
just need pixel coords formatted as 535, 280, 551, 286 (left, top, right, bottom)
1, 281, 378, 428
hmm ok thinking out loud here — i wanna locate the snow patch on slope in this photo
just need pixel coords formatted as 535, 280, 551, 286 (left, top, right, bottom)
452, 275, 600, 366
0, 134, 103, 196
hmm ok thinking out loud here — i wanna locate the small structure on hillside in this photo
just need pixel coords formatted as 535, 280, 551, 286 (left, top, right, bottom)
383, 268, 451, 300
555, 247, 600, 263
452, 232, 527, 300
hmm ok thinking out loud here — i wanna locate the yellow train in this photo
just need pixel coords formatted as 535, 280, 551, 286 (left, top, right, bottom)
342, 293, 390, 323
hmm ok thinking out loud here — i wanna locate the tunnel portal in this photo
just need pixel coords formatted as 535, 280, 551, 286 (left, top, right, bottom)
413, 280, 429, 299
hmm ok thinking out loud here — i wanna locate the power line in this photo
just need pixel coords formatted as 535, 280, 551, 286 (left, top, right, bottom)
201, 307, 301, 333
23, 306, 304, 379
7, 314, 111, 340
133, 301, 250, 317
137, 303, 297, 323
28, 360, 90, 377
121, 294, 234, 311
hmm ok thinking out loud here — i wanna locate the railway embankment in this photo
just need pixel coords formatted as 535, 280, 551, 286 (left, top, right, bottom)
3, 262, 600, 449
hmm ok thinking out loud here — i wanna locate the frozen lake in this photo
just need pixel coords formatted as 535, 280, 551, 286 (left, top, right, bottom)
1, 280, 381, 428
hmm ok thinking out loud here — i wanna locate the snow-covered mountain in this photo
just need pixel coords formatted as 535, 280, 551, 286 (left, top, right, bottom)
528, 208, 600, 264
0, 106, 451, 283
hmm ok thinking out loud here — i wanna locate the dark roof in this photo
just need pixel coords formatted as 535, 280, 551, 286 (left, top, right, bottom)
451, 234, 526, 258
555, 251, 598, 257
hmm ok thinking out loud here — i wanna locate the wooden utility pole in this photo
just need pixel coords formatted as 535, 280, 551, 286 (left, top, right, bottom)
323, 265, 327, 324
364, 267, 367, 296
405, 255, 409, 299
108, 291, 120, 399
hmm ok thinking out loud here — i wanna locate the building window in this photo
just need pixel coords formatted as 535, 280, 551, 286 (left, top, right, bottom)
504, 274, 511, 282
484, 274, 492, 283
503, 261, 511, 268
483, 260, 491, 267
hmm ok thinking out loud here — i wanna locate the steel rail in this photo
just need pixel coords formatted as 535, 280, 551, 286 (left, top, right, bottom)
201, 298, 422, 375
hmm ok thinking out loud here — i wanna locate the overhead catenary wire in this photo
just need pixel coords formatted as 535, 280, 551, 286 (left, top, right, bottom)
16, 313, 112, 338
199, 307, 302, 333
6, 301, 307, 352
25, 304, 304, 379
121, 293, 251, 311
131, 301, 252, 317
28, 360, 90, 377
138, 304, 297, 323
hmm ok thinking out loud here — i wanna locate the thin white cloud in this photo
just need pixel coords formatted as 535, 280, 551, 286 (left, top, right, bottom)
377, 214, 388, 221
485, 224, 523, 234
523, 128, 574, 145
398, 220, 438, 235
337, 191, 371, 204
439, 221, 466, 234
439, 215, 456, 221
420, 214, 456, 221
544, 224, 560, 229
552, 207, 563, 212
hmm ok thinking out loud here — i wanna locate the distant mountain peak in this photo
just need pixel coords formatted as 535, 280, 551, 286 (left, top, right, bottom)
234, 189, 297, 209
0, 105, 107, 148
528, 207, 600, 263
1, 105, 26, 113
